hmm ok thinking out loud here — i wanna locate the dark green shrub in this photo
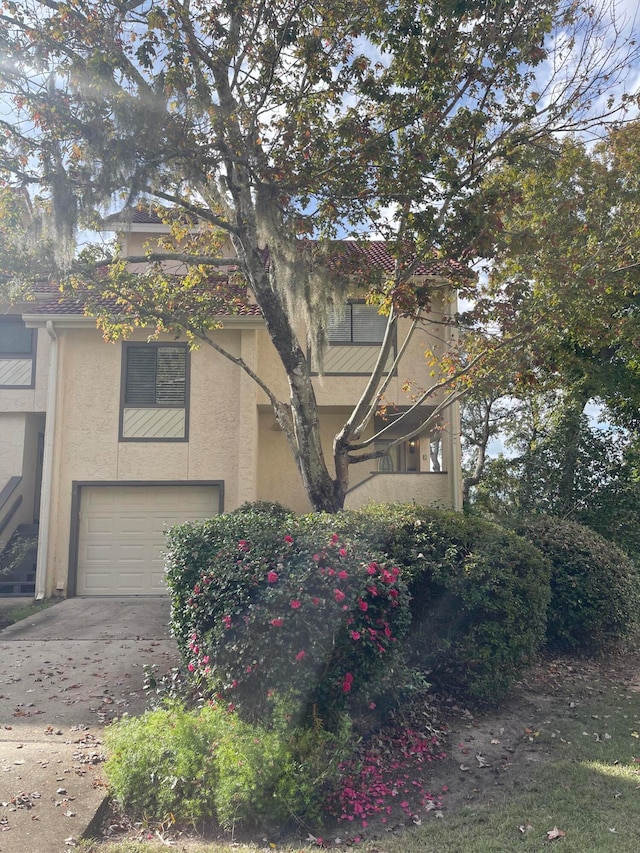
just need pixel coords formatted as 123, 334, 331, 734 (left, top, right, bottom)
165, 514, 411, 725
515, 516, 640, 652
104, 700, 349, 829
166, 503, 551, 707
334, 504, 552, 702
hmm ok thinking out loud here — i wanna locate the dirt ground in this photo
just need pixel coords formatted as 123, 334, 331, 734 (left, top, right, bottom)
92, 647, 640, 849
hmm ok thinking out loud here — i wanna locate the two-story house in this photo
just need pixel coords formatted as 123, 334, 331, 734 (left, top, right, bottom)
0, 209, 465, 599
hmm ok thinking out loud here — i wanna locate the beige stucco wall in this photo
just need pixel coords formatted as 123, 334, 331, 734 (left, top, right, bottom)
344, 472, 453, 510
257, 408, 378, 514
0, 413, 26, 484
35, 278, 461, 594
43, 325, 259, 595
253, 291, 452, 412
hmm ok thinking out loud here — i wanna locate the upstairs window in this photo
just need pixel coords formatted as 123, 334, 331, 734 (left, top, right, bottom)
124, 345, 187, 407
0, 317, 34, 355
0, 317, 35, 388
328, 303, 388, 345
121, 343, 188, 441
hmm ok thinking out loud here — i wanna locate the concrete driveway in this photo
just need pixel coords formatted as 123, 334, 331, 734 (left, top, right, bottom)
0, 597, 181, 852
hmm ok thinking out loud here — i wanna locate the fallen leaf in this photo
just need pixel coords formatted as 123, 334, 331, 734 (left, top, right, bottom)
546, 827, 566, 841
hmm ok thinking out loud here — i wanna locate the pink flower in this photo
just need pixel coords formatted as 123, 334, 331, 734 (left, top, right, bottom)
338, 569, 348, 579
187, 663, 195, 672
284, 534, 294, 544
312, 597, 320, 606
267, 571, 278, 583
358, 599, 368, 612
334, 589, 345, 603
270, 618, 284, 627
339, 547, 347, 557
331, 533, 340, 544
295, 650, 306, 662
369, 702, 376, 710
350, 631, 361, 641
290, 599, 301, 609
222, 615, 232, 629
366, 562, 378, 575
342, 672, 353, 693
193, 583, 201, 594
237, 539, 249, 551
202, 655, 210, 664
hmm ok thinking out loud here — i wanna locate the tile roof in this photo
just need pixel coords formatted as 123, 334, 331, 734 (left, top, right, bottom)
101, 207, 168, 225
101, 208, 474, 280
29, 289, 263, 318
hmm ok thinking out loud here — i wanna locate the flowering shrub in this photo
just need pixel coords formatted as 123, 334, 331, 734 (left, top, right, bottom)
165, 511, 411, 725
166, 502, 551, 708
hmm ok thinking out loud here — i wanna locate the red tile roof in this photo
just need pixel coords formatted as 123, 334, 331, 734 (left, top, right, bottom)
101, 208, 474, 280
30, 290, 263, 318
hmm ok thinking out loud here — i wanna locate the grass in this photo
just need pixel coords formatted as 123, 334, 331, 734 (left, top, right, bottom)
79, 653, 640, 853
0, 597, 59, 630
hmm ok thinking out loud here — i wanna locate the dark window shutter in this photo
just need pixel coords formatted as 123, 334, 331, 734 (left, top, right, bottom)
352, 304, 387, 343
0, 319, 33, 355
125, 347, 158, 405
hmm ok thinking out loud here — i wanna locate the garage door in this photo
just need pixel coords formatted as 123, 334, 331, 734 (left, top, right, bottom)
76, 484, 220, 595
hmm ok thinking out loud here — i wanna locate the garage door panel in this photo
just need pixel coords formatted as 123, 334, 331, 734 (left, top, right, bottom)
84, 544, 112, 562
84, 515, 115, 535
77, 484, 219, 596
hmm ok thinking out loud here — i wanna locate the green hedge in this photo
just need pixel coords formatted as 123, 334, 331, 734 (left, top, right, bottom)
166, 503, 551, 706
332, 504, 552, 701
515, 516, 640, 652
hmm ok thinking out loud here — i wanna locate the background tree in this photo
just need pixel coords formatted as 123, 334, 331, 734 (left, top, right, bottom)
0, 0, 638, 511
462, 120, 640, 557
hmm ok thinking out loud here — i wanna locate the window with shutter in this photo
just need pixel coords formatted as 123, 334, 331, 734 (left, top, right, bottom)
0, 317, 35, 388
317, 301, 394, 375
327, 303, 387, 344
121, 344, 188, 440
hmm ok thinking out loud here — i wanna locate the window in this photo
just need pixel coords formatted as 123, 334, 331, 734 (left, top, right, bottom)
313, 302, 394, 375
0, 316, 35, 388
121, 343, 188, 440
328, 303, 388, 345
124, 345, 187, 406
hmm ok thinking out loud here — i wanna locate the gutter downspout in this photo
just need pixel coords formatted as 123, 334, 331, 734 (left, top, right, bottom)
447, 289, 463, 512
34, 321, 58, 600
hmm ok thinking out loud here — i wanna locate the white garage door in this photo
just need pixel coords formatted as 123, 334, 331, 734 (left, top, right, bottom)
76, 484, 219, 595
